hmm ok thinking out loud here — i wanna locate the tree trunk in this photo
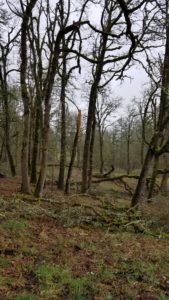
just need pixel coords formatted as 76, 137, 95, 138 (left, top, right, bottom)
0, 137, 5, 162
81, 83, 98, 192
88, 117, 96, 189
98, 126, 104, 174
131, 148, 154, 207
28, 97, 33, 175
4, 94, 16, 177
147, 155, 159, 199
112, 131, 116, 166
160, 173, 169, 193
77, 140, 81, 168
34, 104, 50, 197
119, 124, 123, 169
30, 97, 41, 183
21, 140, 30, 191
6, 144, 16, 177
21, 111, 30, 193
126, 123, 131, 175
160, 155, 169, 193
0, 65, 16, 177
81, 35, 108, 193
65, 110, 81, 194
127, 134, 130, 175
20, 0, 38, 193
140, 136, 144, 166
58, 54, 67, 190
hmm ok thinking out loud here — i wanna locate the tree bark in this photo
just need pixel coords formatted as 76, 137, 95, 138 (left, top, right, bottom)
20, 0, 38, 193
98, 126, 104, 174
3, 90, 16, 176
65, 110, 81, 194
0, 64, 16, 177
58, 51, 67, 190
28, 93, 33, 175
77, 140, 81, 168
34, 104, 49, 197
126, 126, 131, 175
81, 35, 108, 193
160, 155, 169, 193
30, 97, 41, 183
140, 136, 144, 166
88, 117, 96, 189
147, 155, 159, 199
160, 173, 168, 193
0, 136, 5, 162
131, 147, 154, 207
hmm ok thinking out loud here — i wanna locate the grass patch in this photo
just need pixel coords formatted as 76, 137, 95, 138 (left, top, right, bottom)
159, 295, 169, 300
35, 264, 63, 284
127, 260, 157, 284
0, 274, 14, 287
0, 219, 28, 232
0, 256, 11, 268
33, 264, 93, 299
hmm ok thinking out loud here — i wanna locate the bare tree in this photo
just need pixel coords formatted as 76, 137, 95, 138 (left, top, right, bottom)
57, 0, 85, 190
81, 0, 151, 192
19, 0, 38, 193
34, 3, 89, 197
0, 14, 18, 176
96, 88, 121, 174
132, 3, 169, 206
27, 1, 44, 184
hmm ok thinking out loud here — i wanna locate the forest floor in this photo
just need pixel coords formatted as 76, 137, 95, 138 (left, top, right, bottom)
0, 177, 169, 300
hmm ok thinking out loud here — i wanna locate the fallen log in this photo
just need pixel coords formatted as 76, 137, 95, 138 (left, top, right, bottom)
52, 170, 168, 195
103, 165, 115, 178
92, 174, 140, 184
157, 169, 169, 175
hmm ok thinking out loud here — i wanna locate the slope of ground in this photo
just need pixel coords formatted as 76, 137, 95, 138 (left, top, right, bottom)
0, 178, 169, 300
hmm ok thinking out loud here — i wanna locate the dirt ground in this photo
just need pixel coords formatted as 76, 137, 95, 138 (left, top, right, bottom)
0, 177, 169, 300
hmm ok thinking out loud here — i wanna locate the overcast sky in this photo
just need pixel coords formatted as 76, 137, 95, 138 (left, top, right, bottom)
3, 0, 163, 119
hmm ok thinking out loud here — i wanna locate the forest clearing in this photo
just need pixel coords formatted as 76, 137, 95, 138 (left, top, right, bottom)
1, 0, 169, 299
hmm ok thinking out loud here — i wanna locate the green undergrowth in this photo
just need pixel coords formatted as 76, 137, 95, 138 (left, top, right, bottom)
28, 264, 94, 299
0, 194, 169, 299
0, 219, 28, 232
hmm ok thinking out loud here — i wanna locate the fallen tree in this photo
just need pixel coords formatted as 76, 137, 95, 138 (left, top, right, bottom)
93, 169, 169, 184
103, 165, 115, 178
92, 174, 140, 183
45, 170, 169, 196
